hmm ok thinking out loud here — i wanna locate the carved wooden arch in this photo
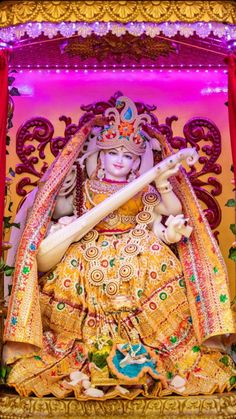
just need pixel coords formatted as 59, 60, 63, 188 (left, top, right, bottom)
15, 91, 222, 237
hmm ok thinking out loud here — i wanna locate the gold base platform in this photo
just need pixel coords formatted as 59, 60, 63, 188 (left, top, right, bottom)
1, 388, 236, 419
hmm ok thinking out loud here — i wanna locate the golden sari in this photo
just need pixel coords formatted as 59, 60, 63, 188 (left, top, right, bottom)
5, 178, 236, 399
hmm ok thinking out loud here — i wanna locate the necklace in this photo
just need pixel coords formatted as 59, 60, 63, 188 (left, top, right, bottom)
84, 179, 96, 207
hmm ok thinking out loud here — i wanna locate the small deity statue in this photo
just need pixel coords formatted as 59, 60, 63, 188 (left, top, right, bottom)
2, 96, 236, 399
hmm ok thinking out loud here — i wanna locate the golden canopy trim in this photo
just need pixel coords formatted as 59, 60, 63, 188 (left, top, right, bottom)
0, 1, 236, 27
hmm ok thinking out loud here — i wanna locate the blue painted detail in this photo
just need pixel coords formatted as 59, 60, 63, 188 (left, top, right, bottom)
11, 316, 18, 325
124, 107, 133, 121
110, 343, 159, 380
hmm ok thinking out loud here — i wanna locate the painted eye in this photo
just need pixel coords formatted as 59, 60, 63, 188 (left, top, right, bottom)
108, 150, 117, 156
124, 154, 133, 160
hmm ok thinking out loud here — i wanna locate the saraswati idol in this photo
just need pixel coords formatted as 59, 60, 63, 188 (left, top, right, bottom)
3, 96, 236, 399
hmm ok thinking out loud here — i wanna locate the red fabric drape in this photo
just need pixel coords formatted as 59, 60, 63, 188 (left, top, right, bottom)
0, 50, 9, 256
226, 54, 236, 181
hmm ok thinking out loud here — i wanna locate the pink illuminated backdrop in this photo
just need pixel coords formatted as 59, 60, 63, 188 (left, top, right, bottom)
6, 67, 235, 290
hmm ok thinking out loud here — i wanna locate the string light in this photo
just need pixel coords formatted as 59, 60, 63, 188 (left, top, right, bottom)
8, 64, 226, 71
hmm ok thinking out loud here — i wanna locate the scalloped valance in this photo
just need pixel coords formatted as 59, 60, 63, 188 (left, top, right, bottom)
0, 1, 236, 27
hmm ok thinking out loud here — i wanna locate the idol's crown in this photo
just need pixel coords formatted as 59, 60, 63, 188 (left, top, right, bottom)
96, 96, 151, 155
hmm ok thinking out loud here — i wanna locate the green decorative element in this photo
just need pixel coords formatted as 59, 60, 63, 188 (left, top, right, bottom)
179, 278, 185, 288
230, 376, 236, 386
70, 259, 78, 267
34, 356, 42, 361
109, 258, 115, 267
213, 266, 219, 274
155, 349, 159, 354
161, 263, 167, 272
192, 346, 200, 353
4, 266, 14, 276
167, 371, 173, 379
78, 285, 83, 295
137, 289, 143, 298
0, 365, 7, 379
229, 247, 236, 262
220, 294, 228, 303
170, 336, 177, 344
22, 266, 30, 274
190, 274, 195, 282
159, 292, 167, 301
57, 302, 65, 311
230, 224, 236, 235
48, 272, 54, 280
92, 352, 109, 369
0, 257, 15, 276
225, 199, 236, 207
0, 365, 12, 383
220, 356, 229, 366
3, 215, 20, 229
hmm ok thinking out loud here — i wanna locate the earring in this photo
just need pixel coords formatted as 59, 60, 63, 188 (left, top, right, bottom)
97, 166, 105, 180
128, 169, 136, 182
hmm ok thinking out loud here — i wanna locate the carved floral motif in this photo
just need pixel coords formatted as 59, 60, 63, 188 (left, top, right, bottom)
141, 1, 173, 20
76, 1, 104, 21
42, 1, 73, 21
11, 1, 40, 22
206, 1, 235, 21
174, 1, 204, 21
0, 1, 236, 27
63, 34, 176, 62
108, 1, 139, 22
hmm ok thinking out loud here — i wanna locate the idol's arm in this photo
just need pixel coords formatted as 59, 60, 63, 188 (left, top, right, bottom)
154, 163, 182, 216
37, 148, 198, 272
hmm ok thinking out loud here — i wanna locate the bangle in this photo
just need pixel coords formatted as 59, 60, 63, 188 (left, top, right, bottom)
157, 182, 173, 194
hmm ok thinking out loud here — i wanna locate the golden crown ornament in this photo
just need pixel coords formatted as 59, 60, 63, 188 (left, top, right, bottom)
96, 96, 152, 155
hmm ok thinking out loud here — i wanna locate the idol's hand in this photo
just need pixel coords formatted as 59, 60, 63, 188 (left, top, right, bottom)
165, 214, 193, 243
155, 163, 181, 192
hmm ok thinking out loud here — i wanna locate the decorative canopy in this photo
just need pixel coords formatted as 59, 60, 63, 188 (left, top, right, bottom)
0, 1, 235, 69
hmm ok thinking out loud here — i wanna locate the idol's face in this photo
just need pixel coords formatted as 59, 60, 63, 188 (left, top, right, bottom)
101, 147, 139, 181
